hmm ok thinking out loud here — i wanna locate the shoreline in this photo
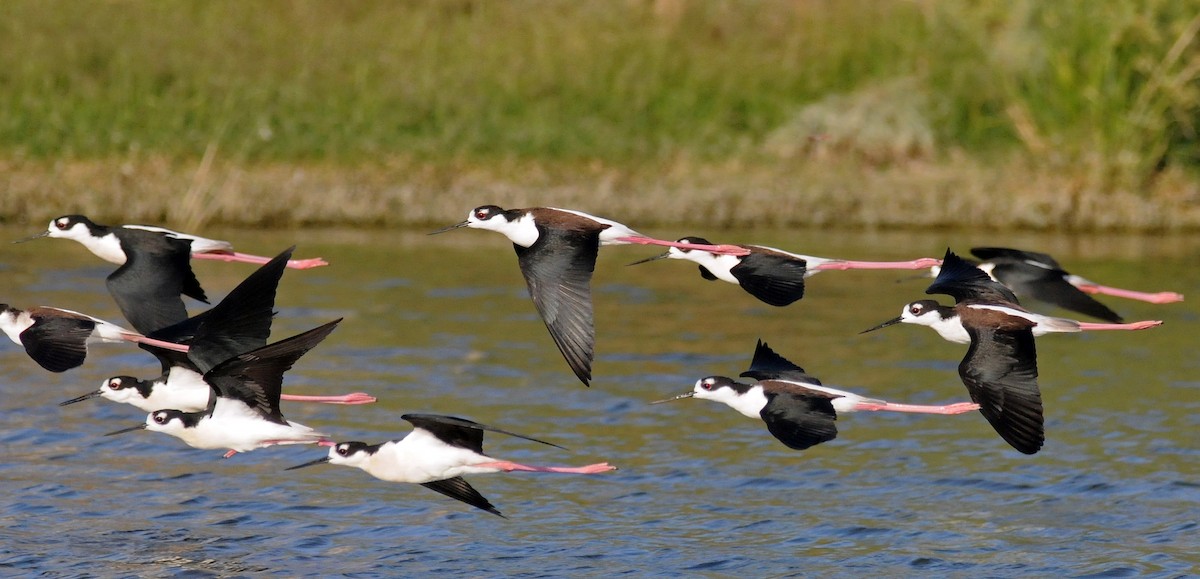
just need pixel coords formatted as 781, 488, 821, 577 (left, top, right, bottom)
4, 156, 1199, 232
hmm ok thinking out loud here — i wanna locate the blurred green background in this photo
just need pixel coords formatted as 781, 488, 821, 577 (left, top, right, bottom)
1, 0, 1197, 230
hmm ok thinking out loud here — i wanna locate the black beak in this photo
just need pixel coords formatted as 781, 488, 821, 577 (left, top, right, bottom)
860, 316, 903, 334
105, 423, 147, 436
285, 456, 331, 471
650, 391, 694, 404
627, 252, 670, 266
13, 231, 49, 244
59, 390, 102, 406
428, 221, 468, 235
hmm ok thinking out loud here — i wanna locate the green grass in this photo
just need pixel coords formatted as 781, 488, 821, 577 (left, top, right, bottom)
0, 0, 1197, 229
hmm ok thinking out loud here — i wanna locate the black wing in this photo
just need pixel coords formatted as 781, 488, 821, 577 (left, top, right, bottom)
958, 325, 1044, 455
151, 247, 293, 372
204, 319, 341, 423
401, 413, 564, 454
740, 339, 819, 383
513, 227, 598, 386
987, 262, 1123, 323
729, 252, 807, 306
926, 248, 1019, 304
970, 247, 1062, 270
20, 317, 95, 372
758, 390, 839, 450
420, 477, 503, 517
107, 230, 207, 334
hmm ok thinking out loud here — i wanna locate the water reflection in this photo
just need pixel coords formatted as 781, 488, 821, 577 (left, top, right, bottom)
1, 226, 1197, 575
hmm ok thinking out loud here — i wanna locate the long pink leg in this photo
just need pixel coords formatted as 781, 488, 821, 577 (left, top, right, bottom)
615, 236, 751, 256
120, 333, 190, 353
222, 449, 239, 459
811, 257, 942, 271
279, 392, 377, 405
473, 460, 617, 474
854, 401, 980, 415
1077, 320, 1162, 331
191, 251, 329, 270
1073, 284, 1184, 304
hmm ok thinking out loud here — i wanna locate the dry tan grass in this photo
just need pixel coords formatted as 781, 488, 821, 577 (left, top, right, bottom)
3, 156, 1199, 232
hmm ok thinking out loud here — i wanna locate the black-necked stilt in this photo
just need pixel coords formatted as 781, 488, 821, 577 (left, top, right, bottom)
60, 248, 373, 410
105, 319, 343, 458
286, 413, 616, 517
629, 236, 941, 306
650, 340, 979, 450
863, 250, 1163, 343
971, 247, 1183, 311
19, 214, 327, 269
17, 216, 207, 334
863, 249, 1047, 454
0, 304, 189, 372
429, 205, 745, 385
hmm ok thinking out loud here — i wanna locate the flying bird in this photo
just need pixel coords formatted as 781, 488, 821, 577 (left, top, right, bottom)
863, 249, 1048, 454
106, 319, 343, 458
650, 340, 979, 450
0, 303, 189, 372
60, 248, 373, 411
286, 413, 616, 517
630, 236, 941, 306
430, 205, 745, 385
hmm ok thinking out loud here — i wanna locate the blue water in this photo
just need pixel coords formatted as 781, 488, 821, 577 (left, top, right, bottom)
1, 226, 1198, 577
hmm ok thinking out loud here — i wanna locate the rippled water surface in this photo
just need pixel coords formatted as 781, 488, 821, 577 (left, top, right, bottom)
1, 225, 1198, 577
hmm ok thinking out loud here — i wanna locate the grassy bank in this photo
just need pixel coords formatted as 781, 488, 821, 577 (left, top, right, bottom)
1, 1, 1198, 230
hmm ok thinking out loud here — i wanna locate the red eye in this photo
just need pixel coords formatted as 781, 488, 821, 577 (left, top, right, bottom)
109, 380, 122, 390
55, 220, 68, 230
154, 413, 168, 424
337, 446, 350, 456
910, 305, 922, 314
701, 382, 713, 391
475, 210, 488, 219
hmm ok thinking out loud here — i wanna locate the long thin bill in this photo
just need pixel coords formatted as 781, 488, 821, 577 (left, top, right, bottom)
650, 392, 694, 404
59, 390, 102, 406
627, 253, 669, 266
105, 424, 147, 436
285, 456, 331, 471
859, 316, 903, 334
428, 221, 468, 235
13, 231, 49, 244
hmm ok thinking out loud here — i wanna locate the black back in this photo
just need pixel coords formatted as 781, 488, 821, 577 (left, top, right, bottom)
203, 319, 341, 424
730, 251, 807, 306
402, 413, 564, 454
513, 224, 598, 386
107, 228, 208, 334
958, 323, 1044, 455
20, 316, 95, 372
926, 248, 1019, 304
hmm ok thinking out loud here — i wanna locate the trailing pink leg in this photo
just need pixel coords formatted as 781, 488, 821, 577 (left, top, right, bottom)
120, 333, 191, 353
1076, 320, 1163, 331
473, 460, 617, 474
279, 392, 377, 405
811, 257, 942, 272
191, 251, 329, 269
854, 401, 980, 415
1073, 283, 1184, 304
222, 449, 239, 459
615, 236, 751, 256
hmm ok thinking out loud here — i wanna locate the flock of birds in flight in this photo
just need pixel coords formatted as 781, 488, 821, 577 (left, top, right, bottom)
2, 208, 1183, 516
